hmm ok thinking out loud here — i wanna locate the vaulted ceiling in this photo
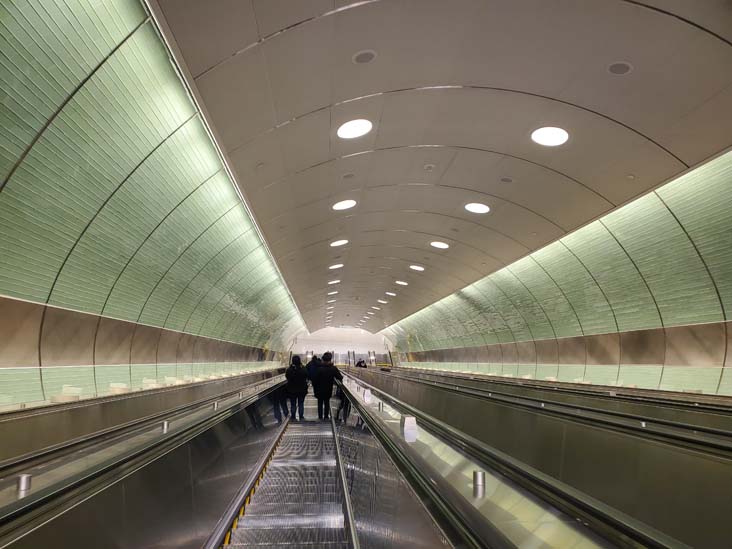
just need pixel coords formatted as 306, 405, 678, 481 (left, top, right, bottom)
152, 0, 732, 333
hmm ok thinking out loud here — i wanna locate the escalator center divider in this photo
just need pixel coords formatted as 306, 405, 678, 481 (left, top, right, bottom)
219, 417, 290, 548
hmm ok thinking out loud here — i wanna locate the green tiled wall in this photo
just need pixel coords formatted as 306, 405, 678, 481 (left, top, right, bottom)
0, 0, 302, 351
386, 151, 732, 395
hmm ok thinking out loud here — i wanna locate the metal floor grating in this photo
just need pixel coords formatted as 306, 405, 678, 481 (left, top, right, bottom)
231, 397, 347, 547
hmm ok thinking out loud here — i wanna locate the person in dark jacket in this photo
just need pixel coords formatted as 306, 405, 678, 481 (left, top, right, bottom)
285, 355, 308, 421
306, 355, 321, 383
313, 352, 343, 420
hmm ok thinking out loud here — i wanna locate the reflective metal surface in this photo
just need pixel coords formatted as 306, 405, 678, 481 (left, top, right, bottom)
343, 377, 610, 548
351, 369, 731, 547
3, 394, 283, 548
0, 368, 283, 463
336, 405, 450, 548
232, 410, 349, 548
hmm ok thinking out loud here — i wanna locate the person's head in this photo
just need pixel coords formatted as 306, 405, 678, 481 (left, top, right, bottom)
322, 352, 333, 364
292, 355, 301, 367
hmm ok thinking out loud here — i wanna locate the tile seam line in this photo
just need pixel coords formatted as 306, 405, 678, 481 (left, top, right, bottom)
0, 17, 151, 193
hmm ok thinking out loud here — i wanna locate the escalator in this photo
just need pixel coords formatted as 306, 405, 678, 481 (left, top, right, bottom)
228, 406, 350, 547
0, 372, 688, 548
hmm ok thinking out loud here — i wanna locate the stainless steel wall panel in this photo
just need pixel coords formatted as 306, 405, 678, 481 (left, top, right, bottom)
534, 338, 559, 365
499, 343, 518, 364
6, 397, 281, 549
516, 340, 537, 365
94, 316, 134, 365
620, 327, 665, 365
557, 336, 586, 364
664, 322, 726, 366
156, 329, 181, 364
356, 370, 732, 547
129, 324, 162, 365
0, 296, 42, 367
585, 333, 620, 365
175, 333, 197, 364
40, 307, 97, 366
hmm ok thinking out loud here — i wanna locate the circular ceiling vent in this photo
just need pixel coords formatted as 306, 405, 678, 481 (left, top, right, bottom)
352, 49, 377, 64
608, 62, 633, 75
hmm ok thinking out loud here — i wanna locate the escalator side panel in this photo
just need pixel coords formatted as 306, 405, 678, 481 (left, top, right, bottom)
6, 397, 281, 549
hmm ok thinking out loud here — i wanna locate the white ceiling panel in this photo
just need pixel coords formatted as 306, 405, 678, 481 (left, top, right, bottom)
157, 0, 732, 332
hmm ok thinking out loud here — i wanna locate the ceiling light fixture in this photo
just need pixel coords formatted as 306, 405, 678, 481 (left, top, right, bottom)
368, 311, 375, 315
385, 291, 396, 296
465, 202, 490, 214
395, 280, 408, 286
409, 265, 425, 272
328, 279, 340, 285
337, 119, 372, 139
330, 239, 348, 247
371, 306, 381, 310
531, 126, 569, 147
326, 306, 334, 310
329, 263, 344, 270
430, 241, 449, 249
327, 299, 336, 303
377, 299, 388, 304
332, 199, 357, 211
327, 290, 338, 295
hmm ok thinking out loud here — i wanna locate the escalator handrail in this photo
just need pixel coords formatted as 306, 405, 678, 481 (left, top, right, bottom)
345, 374, 687, 549
0, 370, 284, 472
203, 415, 290, 549
397, 365, 732, 413
330, 405, 360, 549
336, 379, 494, 549
0, 380, 285, 531
384, 370, 732, 452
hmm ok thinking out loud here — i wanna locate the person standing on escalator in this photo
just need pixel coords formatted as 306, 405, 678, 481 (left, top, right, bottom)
285, 355, 308, 421
313, 352, 343, 420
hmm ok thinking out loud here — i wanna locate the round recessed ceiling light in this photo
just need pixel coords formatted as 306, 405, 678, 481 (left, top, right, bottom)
409, 265, 425, 272
395, 280, 408, 286
465, 202, 490, 214
332, 199, 357, 211
327, 290, 338, 295
531, 126, 569, 147
337, 119, 372, 139
626, 174, 636, 181
328, 279, 340, 285
329, 263, 344, 270
352, 49, 377, 64
385, 291, 396, 296
608, 61, 633, 75
327, 299, 336, 303
371, 306, 381, 310
330, 239, 348, 247
377, 299, 388, 304
430, 241, 449, 249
